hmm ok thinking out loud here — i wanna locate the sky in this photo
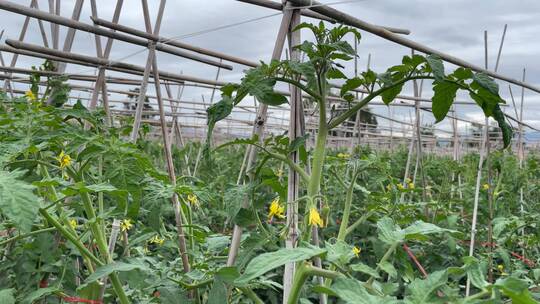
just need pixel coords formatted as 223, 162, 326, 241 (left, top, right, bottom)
1, 0, 539, 142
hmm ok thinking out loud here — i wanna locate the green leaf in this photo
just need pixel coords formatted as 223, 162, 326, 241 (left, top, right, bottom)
208, 278, 227, 304
381, 82, 404, 105
331, 277, 399, 304
377, 217, 404, 245
0, 289, 15, 304
235, 246, 326, 285
378, 261, 397, 278
326, 240, 355, 268
426, 55, 445, 81
431, 81, 459, 122
83, 262, 149, 286
327, 68, 347, 79
473, 73, 499, 95
340, 77, 363, 97
22, 287, 59, 304
492, 105, 512, 148
350, 263, 381, 279
402, 221, 455, 241
0, 170, 40, 233
405, 270, 448, 303
494, 277, 537, 304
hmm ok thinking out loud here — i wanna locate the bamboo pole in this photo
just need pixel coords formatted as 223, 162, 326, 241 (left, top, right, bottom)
283, 7, 302, 302
139, 0, 190, 273
0, 0, 232, 70
236, 0, 411, 35
55, 0, 84, 73
226, 5, 293, 267
130, 0, 166, 142
91, 16, 258, 68
465, 30, 491, 297
89, 0, 124, 114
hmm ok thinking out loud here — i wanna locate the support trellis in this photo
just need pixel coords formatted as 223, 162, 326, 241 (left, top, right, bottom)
0, 0, 539, 301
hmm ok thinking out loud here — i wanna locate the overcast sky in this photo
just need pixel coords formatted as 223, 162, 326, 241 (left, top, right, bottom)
1, 0, 539, 140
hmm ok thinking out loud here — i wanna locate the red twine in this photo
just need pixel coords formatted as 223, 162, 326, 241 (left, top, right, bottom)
62, 296, 103, 304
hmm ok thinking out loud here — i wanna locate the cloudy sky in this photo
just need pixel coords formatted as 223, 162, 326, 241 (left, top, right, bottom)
1, 0, 539, 141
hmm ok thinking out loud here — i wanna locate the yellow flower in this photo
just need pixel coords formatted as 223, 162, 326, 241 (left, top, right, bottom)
149, 235, 165, 246
308, 207, 324, 227
408, 182, 415, 190
276, 169, 284, 178
187, 194, 199, 206
482, 184, 490, 190
497, 264, 504, 272
57, 151, 72, 169
405, 178, 412, 183
352, 246, 361, 257
120, 219, 133, 232
397, 183, 404, 190
337, 153, 350, 159
268, 197, 285, 220
69, 219, 78, 229
25, 90, 36, 101
386, 184, 392, 191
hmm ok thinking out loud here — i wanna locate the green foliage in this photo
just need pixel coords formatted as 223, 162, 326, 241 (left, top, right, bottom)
0, 170, 40, 233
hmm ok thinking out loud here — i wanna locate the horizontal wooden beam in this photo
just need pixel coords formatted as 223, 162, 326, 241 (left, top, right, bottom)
91, 17, 259, 68
237, 0, 411, 35
0, 0, 233, 70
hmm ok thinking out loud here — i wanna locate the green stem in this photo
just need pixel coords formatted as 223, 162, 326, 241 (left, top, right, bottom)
287, 263, 341, 304
367, 242, 399, 285
337, 169, 360, 241
239, 287, 264, 304
39, 209, 102, 266
0, 227, 56, 246
345, 210, 375, 236
328, 76, 435, 130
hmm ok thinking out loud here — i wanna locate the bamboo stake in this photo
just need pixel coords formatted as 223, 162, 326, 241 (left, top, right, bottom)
55, 0, 84, 73
283, 7, 302, 302
0, 0, 232, 70
465, 30, 490, 297
226, 6, 293, 267
98, 219, 121, 300
130, 0, 166, 142
89, 0, 124, 118
140, 0, 190, 273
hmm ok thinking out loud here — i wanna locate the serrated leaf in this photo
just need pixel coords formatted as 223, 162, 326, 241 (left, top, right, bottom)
0, 170, 40, 233
405, 270, 448, 303
426, 55, 445, 81
494, 277, 537, 304
0, 289, 15, 304
473, 73, 499, 95
492, 105, 512, 148
431, 81, 459, 122
351, 263, 381, 279
234, 246, 326, 285
379, 261, 397, 278
381, 82, 404, 104
83, 262, 148, 287
331, 277, 399, 304
340, 77, 363, 97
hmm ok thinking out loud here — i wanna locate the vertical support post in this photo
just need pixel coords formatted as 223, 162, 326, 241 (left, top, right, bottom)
130, 0, 166, 142
354, 53, 371, 148
227, 6, 294, 267
283, 8, 302, 302
88, 0, 124, 112
140, 0, 190, 273
466, 30, 490, 296
3, 0, 39, 94
55, 0, 84, 73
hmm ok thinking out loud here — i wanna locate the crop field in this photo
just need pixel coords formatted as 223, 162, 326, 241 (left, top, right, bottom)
0, 1, 540, 304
